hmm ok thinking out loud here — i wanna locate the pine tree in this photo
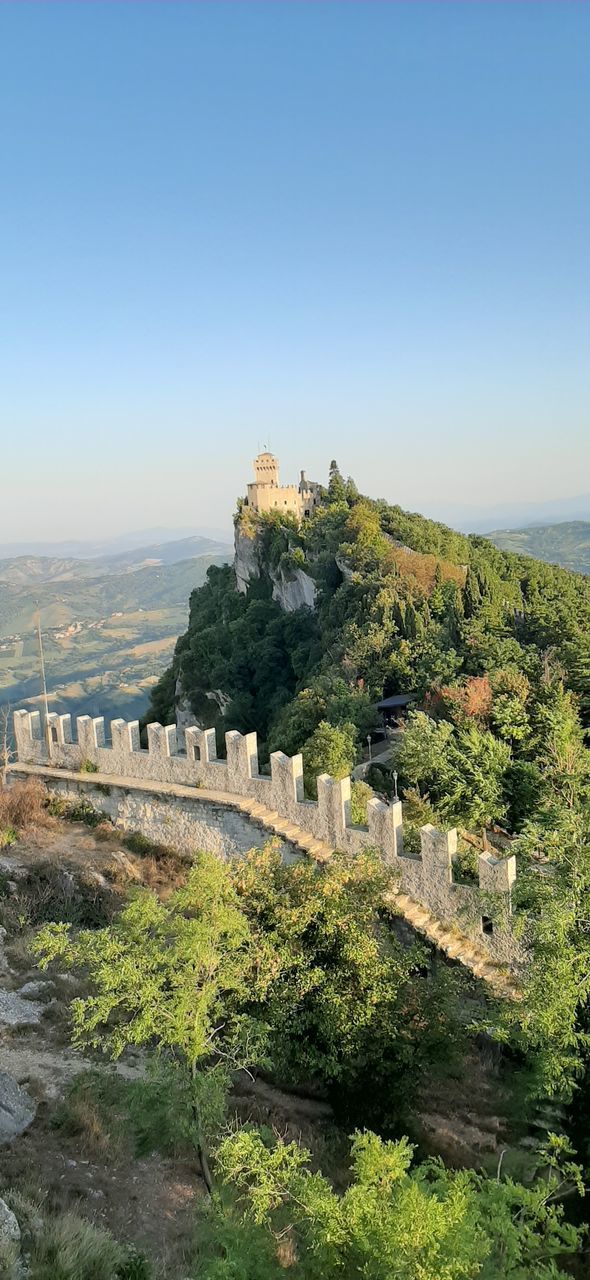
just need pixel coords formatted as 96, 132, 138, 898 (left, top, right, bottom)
328, 459, 347, 504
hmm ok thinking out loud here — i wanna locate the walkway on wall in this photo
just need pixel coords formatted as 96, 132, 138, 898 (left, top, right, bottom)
9, 762, 521, 999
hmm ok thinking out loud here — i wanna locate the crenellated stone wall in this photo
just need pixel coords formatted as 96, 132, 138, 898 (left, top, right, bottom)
9, 770, 299, 867
12, 708, 521, 970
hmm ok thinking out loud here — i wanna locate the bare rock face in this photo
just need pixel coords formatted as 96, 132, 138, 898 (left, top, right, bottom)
271, 566, 316, 612
0, 1071, 36, 1144
234, 525, 261, 594
235, 517, 316, 612
0, 1196, 20, 1278
0, 928, 9, 977
175, 678, 198, 733
335, 553, 354, 583
18, 980, 54, 1002
0, 1197, 20, 1247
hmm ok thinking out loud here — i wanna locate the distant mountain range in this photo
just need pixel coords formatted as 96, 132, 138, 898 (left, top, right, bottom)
0, 535, 231, 589
486, 521, 590, 575
423, 493, 590, 534
0, 526, 232, 560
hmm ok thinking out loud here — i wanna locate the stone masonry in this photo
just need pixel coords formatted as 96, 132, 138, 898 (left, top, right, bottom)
10, 708, 522, 973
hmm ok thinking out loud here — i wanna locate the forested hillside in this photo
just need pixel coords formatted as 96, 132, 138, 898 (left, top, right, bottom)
152, 463, 590, 830
151, 463, 590, 1105
488, 519, 590, 574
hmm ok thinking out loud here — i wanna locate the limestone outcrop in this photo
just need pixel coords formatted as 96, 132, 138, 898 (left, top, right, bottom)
271, 565, 316, 612
234, 524, 261, 594
234, 516, 316, 611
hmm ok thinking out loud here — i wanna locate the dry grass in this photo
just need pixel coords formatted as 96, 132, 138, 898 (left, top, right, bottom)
0, 861, 120, 933
55, 1087, 129, 1163
103, 833, 191, 899
0, 780, 55, 835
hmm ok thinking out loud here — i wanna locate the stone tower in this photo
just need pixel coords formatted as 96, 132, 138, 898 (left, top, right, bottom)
253, 451, 280, 487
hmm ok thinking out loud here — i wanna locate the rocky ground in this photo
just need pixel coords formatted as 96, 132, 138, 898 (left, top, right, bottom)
0, 822, 203, 1274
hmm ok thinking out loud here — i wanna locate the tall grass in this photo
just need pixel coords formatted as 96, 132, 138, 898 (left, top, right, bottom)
0, 779, 53, 834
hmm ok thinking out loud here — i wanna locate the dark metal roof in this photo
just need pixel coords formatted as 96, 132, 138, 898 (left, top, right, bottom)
376, 693, 416, 710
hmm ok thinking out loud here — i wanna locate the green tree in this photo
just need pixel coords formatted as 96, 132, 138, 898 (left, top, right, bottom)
533, 683, 590, 814
34, 853, 269, 1193
208, 1127, 584, 1280
302, 719, 357, 798
503, 759, 543, 831
350, 778, 373, 825
495, 809, 590, 1099
268, 675, 375, 760
398, 711, 510, 830
463, 567, 482, 619
231, 846, 455, 1123
491, 692, 531, 747
328, 459, 347, 504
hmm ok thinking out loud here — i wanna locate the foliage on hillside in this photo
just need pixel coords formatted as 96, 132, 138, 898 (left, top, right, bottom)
210, 1126, 584, 1280
151, 463, 590, 817
149, 465, 590, 1105
34, 844, 588, 1279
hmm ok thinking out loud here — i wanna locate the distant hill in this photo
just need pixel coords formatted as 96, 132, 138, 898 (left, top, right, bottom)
0, 536, 231, 637
0, 535, 231, 724
486, 521, 590, 574
0, 526, 232, 559
0, 536, 230, 590
416, 492, 590, 533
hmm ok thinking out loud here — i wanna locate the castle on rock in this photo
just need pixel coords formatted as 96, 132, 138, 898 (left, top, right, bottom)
245, 451, 321, 521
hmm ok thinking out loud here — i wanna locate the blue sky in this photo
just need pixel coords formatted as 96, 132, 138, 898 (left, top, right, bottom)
1, 1, 589, 540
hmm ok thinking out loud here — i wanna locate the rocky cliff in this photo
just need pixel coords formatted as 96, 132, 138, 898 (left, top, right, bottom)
234, 524, 262, 594
234, 517, 316, 612
172, 515, 317, 732
271, 564, 316, 611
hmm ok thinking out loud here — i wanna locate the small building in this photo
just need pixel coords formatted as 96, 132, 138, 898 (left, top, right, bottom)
245, 452, 321, 522
376, 692, 417, 728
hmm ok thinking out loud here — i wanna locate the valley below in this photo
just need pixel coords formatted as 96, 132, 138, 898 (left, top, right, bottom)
0, 535, 231, 727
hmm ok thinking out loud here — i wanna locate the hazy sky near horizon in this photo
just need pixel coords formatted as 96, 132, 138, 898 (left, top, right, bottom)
1, 1, 589, 540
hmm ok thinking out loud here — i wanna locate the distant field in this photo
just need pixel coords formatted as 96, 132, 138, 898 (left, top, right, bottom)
0, 606, 185, 725
0, 553, 227, 638
0, 538, 231, 728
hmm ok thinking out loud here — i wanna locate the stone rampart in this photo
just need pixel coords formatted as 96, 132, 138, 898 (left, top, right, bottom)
12, 709, 521, 969
8, 769, 299, 866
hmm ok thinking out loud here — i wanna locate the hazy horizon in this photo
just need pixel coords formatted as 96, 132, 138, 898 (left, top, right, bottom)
2, 3, 589, 541
6, 481, 590, 552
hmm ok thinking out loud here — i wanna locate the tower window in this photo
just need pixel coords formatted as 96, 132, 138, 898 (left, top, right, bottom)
481, 916, 494, 936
